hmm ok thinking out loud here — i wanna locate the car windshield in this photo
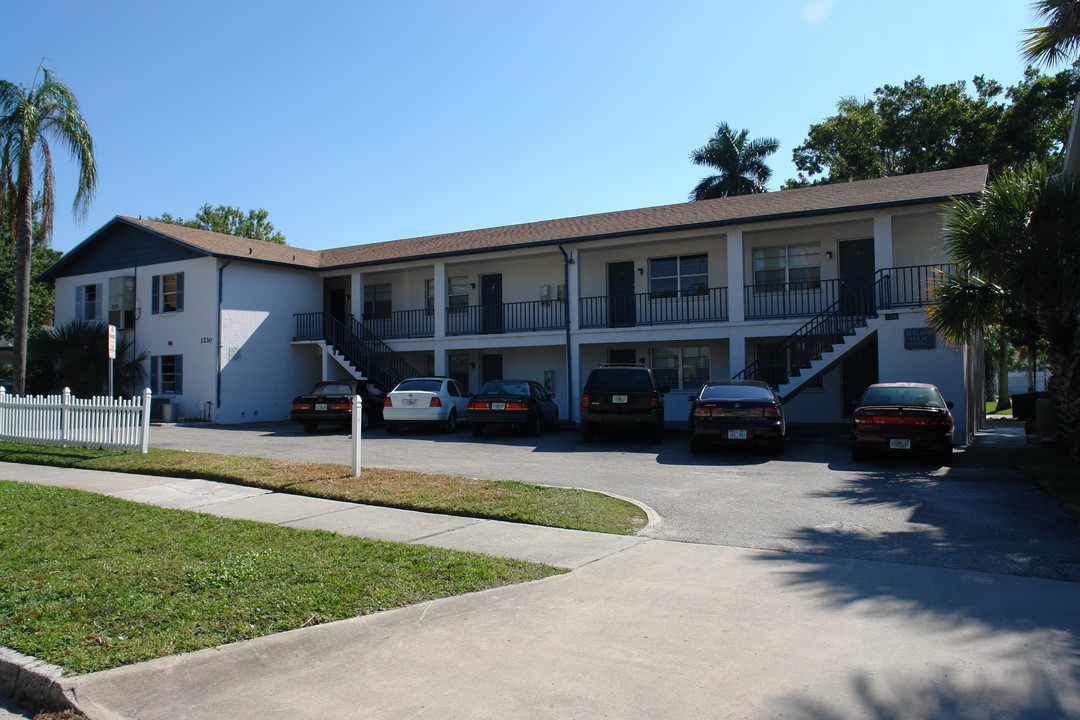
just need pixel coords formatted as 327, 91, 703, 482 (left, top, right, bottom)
395, 379, 443, 393
314, 383, 354, 394
480, 381, 530, 396
860, 386, 945, 408
588, 371, 653, 390
700, 384, 774, 401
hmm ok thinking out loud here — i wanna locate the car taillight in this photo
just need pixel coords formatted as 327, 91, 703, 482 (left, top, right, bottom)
852, 411, 874, 424
694, 406, 711, 418
580, 394, 590, 409
292, 403, 312, 410
468, 401, 487, 410
329, 402, 351, 411
650, 393, 661, 409
383, 397, 393, 408
764, 407, 781, 418
429, 396, 442, 407
506, 401, 529, 410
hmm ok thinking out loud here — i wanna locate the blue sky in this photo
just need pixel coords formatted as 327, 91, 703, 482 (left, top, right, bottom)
5, 1, 1040, 254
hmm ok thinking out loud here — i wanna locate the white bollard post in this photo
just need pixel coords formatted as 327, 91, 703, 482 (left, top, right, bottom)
351, 394, 362, 477
140, 388, 152, 454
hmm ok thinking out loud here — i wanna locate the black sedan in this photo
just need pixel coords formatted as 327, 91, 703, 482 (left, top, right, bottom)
290, 380, 385, 433
851, 382, 954, 465
687, 380, 785, 455
467, 379, 559, 436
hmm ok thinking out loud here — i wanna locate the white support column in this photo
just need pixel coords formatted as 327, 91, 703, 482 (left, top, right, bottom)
433, 261, 447, 339
728, 330, 747, 378
565, 250, 580, 330
725, 229, 745, 322
873, 213, 894, 270
350, 273, 365, 322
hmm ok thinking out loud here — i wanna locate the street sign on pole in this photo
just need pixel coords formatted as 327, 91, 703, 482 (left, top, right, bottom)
107, 325, 116, 397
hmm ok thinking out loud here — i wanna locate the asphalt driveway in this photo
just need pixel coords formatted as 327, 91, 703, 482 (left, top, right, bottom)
149, 418, 1080, 582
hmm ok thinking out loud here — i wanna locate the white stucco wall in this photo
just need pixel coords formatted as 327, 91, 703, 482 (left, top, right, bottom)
216, 260, 321, 423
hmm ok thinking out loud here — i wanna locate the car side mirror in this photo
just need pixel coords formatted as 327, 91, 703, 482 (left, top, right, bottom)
660, 386, 671, 394
547, 393, 555, 399
687, 395, 697, 402
946, 401, 954, 409
775, 395, 782, 403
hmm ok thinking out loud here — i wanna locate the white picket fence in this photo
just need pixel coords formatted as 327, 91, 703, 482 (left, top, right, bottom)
0, 387, 152, 453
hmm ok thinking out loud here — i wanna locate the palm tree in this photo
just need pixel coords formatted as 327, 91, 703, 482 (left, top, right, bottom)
688, 123, 779, 201
928, 165, 1080, 460
0, 66, 97, 395
1022, 0, 1080, 66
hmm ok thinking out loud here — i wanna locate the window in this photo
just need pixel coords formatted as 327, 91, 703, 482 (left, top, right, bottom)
449, 276, 469, 314
151, 355, 183, 395
424, 279, 435, 315
752, 244, 820, 291
449, 353, 470, 392
76, 283, 102, 321
649, 254, 708, 298
364, 283, 391, 319
151, 273, 185, 314
651, 346, 710, 390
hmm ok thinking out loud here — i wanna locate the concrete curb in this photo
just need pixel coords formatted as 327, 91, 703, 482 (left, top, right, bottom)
0, 646, 77, 716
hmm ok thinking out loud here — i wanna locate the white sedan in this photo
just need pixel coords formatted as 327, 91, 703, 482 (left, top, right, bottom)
383, 377, 470, 433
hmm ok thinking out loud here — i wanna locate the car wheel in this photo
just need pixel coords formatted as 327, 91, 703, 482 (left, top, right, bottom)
939, 447, 953, 467
582, 423, 596, 443
472, 423, 485, 437
360, 412, 370, 432
303, 423, 317, 433
385, 423, 400, 435
444, 410, 458, 433
527, 413, 542, 436
689, 436, 703, 454
851, 445, 866, 461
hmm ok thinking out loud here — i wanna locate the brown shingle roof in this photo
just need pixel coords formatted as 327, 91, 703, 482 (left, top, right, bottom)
121, 165, 986, 271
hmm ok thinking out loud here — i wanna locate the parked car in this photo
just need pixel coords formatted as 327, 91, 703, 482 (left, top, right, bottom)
851, 382, 954, 465
468, 379, 559, 436
383, 377, 470, 433
0, 378, 12, 392
687, 380, 785, 455
579, 363, 667, 443
290, 379, 385, 433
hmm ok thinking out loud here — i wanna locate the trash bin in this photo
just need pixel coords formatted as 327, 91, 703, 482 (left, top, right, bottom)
1011, 392, 1048, 421
161, 401, 176, 423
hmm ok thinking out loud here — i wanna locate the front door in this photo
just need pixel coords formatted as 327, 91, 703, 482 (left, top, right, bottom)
607, 261, 636, 327
841, 339, 878, 417
838, 238, 875, 314
481, 354, 503, 385
481, 274, 503, 334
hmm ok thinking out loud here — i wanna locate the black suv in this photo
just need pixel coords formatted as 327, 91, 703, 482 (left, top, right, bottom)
579, 363, 668, 442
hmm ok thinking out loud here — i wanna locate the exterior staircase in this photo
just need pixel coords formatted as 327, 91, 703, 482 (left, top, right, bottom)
293, 312, 423, 392
734, 265, 950, 403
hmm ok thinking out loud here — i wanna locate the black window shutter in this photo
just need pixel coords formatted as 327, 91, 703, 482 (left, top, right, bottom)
176, 273, 184, 312
151, 276, 160, 315
150, 356, 159, 393
175, 355, 183, 395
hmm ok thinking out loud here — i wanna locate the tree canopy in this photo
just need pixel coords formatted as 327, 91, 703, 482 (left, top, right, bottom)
688, 123, 779, 200
784, 66, 1080, 187
151, 204, 287, 245
1022, 0, 1080, 66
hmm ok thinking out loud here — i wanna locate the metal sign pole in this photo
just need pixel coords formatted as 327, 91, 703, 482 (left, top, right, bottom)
107, 325, 117, 397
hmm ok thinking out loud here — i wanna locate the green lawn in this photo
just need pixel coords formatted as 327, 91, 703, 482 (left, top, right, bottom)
0, 442, 647, 535
0, 480, 563, 675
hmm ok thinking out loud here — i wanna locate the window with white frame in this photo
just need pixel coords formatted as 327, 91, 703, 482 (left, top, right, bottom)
650, 346, 710, 390
151, 354, 183, 395
752, 243, 820, 291
649, 254, 708, 298
151, 273, 184, 314
448, 276, 469, 314
364, 283, 391, 319
76, 283, 102, 321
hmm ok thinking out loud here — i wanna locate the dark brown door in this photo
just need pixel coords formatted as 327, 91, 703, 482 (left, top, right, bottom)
607, 261, 636, 327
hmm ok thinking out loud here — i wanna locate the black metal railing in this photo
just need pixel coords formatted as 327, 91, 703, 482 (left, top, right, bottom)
293, 312, 423, 391
744, 279, 840, 319
579, 287, 728, 329
446, 299, 567, 336
733, 264, 953, 394
364, 309, 435, 339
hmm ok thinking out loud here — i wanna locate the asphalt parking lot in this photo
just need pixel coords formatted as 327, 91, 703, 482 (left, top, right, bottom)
149, 419, 1080, 582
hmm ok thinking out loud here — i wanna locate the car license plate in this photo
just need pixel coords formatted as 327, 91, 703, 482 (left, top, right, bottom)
727, 429, 748, 440
403, 398, 416, 407
491, 402, 506, 410
315, 403, 327, 411
612, 394, 628, 404
890, 438, 912, 449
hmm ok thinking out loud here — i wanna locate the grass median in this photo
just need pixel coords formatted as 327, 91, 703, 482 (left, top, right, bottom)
0, 479, 564, 675
0, 441, 648, 534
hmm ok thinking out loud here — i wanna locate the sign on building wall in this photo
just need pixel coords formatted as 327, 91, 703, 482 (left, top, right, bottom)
904, 327, 937, 350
